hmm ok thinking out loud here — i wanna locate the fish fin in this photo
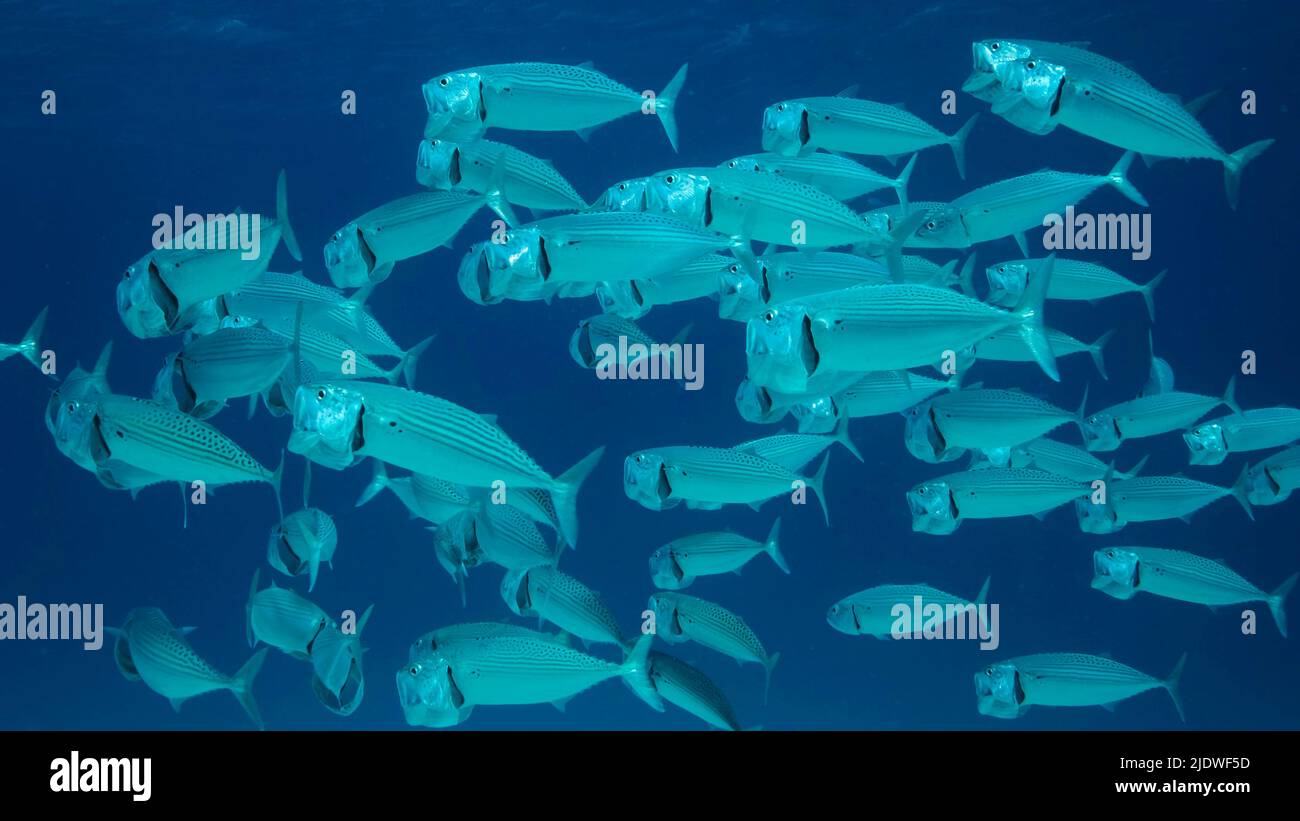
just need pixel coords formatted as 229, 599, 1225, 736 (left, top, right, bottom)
834, 415, 862, 461
552, 446, 605, 548
270, 449, 286, 522
620, 634, 664, 712
957, 252, 977, 298
1164, 653, 1187, 723
1125, 454, 1150, 478
1099, 701, 1117, 713
1012, 231, 1028, 258
479, 413, 498, 425
399, 333, 436, 387
948, 113, 979, 180
1139, 269, 1167, 323
974, 575, 991, 608
231, 648, 270, 730
746, 500, 765, 512
1105, 151, 1148, 207
1180, 88, 1221, 116
885, 209, 929, 283
16, 306, 49, 370
574, 125, 597, 143
1087, 330, 1116, 381
761, 516, 789, 574
483, 166, 521, 227
1073, 382, 1091, 436
1222, 373, 1242, 416
356, 459, 390, 507
92, 339, 113, 380
1230, 462, 1255, 521
178, 626, 198, 635
1268, 573, 1298, 639
834, 84, 859, 98
655, 63, 690, 153
246, 393, 258, 420
275, 169, 302, 262
893, 153, 917, 210
246, 569, 260, 648
805, 452, 832, 526
576, 60, 594, 69
550, 696, 572, 713
881, 154, 900, 166
1223, 139, 1274, 211
169, 697, 188, 714
762, 651, 781, 705
1012, 253, 1059, 382
1029, 510, 1047, 522
307, 552, 320, 592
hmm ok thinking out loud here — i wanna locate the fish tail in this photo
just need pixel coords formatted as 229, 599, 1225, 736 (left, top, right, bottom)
956, 252, 977, 297
974, 575, 991, 608
91, 339, 113, 380
1163, 652, 1187, 723
270, 449, 286, 522
893, 153, 917, 209
1124, 454, 1150, 478
1105, 150, 1148, 207
764, 517, 789, 574
1223, 138, 1274, 211
245, 569, 260, 648
1138, 269, 1168, 323
1230, 461, 1255, 521
1222, 373, 1242, 416
230, 647, 269, 730
655, 63, 689, 153
884, 209, 929, 283
1012, 253, 1059, 382
1267, 572, 1298, 638
355, 459, 391, 507
398, 334, 436, 387
307, 550, 321, 592
620, 633, 664, 712
948, 112, 978, 180
833, 415, 862, 462
1087, 330, 1116, 382
6, 305, 49, 370
762, 651, 781, 705
552, 445, 606, 548
275, 169, 302, 262
805, 452, 832, 526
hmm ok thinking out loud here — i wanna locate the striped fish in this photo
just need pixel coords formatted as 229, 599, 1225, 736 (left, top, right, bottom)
922, 387, 1086, 451
827, 577, 990, 638
423, 62, 688, 151
1092, 547, 1297, 637
268, 507, 337, 591
1081, 376, 1239, 452
985, 258, 1167, 322
474, 502, 562, 570
110, 607, 269, 729
761, 95, 979, 179
1002, 436, 1139, 482
596, 253, 736, 318
649, 591, 780, 700
647, 650, 746, 731
908, 467, 1091, 534
501, 565, 626, 648
0, 306, 48, 373
568, 314, 691, 371
417, 137, 586, 211
165, 325, 292, 412
428, 512, 488, 605
245, 569, 329, 660
972, 325, 1114, 381
721, 151, 915, 206
624, 445, 831, 524
1185, 407, 1300, 466
725, 250, 892, 321
735, 417, 862, 469
650, 519, 787, 589
816, 371, 959, 420
309, 606, 373, 717
975, 652, 1185, 720
354, 460, 473, 525
256, 313, 431, 387
1088, 470, 1255, 529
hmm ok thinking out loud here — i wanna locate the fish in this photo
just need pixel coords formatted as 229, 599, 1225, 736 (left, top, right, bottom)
915, 153, 1147, 254
594, 254, 737, 319
916, 387, 1088, 452
1092, 547, 1297, 637
354, 459, 474, 525
569, 315, 691, 372
399, 631, 661, 723
805, 370, 960, 422
975, 652, 1185, 721
423, 62, 688, 151
323, 190, 499, 288
901, 254, 977, 293
416, 137, 587, 212
157, 325, 293, 416
108, 607, 268, 729
718, 250, 892, 322
760, 94, 979, 178
473, 503, 563, 570
827, 577, 990, 638
256, 311, 433, 388
309, 605, 373, 717
971, 326, 1115, 381
985, 258, 1167, 322
624, 445, 831, 523
997, 436, 1141, 482
720, 151, 915, 206
908, 467, 1092, 535
735, 417, 862, 468
650, 519, 787, 589
745, 255, 1058, 393
0, 306, 49, 373
648, 591, 780, 701
1184, 408, 1300, 466
268, 508, 338, 591
1080, 376, 1240, 452
501, 565, 626, 648
427, 512, 488, 605
408, 622, 571, 660
245, 569, 330, 660
1078, 468, 1255, 533
1244, 446, 1300, 506
1140, 330, 1175, 398
645, 650, 747, 731
288, 381, 602, 546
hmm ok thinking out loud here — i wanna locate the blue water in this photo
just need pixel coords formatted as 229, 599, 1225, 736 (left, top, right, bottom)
1, 0, 1296, 730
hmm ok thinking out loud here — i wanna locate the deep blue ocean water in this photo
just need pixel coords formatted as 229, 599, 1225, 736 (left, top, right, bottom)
0, 0, 1297, 730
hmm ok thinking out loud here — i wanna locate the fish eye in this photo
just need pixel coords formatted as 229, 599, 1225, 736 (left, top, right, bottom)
985, 667, 993, 675
990, 42, 1000, 51
439, 77, 449, 87
997, 265, 1006, 273
66, 402, 75, 412
1106, 550, 1115, 558
1027, 60, 1036, 69
729, 264, 738, 274
830, 604, 839, 614
123, 269, 132, 279
634, 454, 643, 463
617, 183, 627, 191
763, 310, 776, 322
316, 390, 326, 400
665, 175, 676, 184
777, 103, 785, 111
926, 221, 936, 230
408, 665, 419, 676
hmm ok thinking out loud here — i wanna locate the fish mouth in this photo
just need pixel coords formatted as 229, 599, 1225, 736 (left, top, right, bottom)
147, 259, 180, 327
760, 266, 773, 303
850, 605, 862, 633
703, 188, 714, 227
352, 405, 367, 451
537, 236, 553, 281
1049, 77, 1065, 116
1012, 671, 1026, 705
576, 325, 595, 366
475, 251, 493, 302
948, 489, 960, 520
798, 109, 810, 147
656, 464, 673, 502
928, 405, 949, 451
799, 315, 819, 377
355, 227, 378, 277
669, 551, 686, 584
449, 148, 463, 186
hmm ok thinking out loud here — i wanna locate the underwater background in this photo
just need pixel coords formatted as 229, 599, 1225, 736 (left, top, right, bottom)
0, 0, 1297, 730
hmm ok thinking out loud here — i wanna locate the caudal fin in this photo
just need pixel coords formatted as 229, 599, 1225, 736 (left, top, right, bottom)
948, 113, 979, 180
957, 253, 978, 297
1087, 330, 1116, 381
764, 518, 789, 574
269, 450, 285, 522
762, 651, 781, 705
1012, 253, 1059, 382
1138, 269, 1167, 323
620, 634, 664, 712
655, 63, 689, 153
1229, 462, 1255, 521
399, 334, 436, 387
2, 306, 49, 370
275, 170, 302, 262
833, 415, 863, 462
1222, 373, 1242, 416
552, 446, 605, 548
885, 210, 929, 283
230, 647, 270, 730
1163, 652, 1187, 723
355, 459, 391, 507
1223, 138, 1274, 210
245, 569, 261, 648
893, 153, 917, 209
1267, 573, 1298, 638
1105, 151, 1148, 207
804, 452, 832, 526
